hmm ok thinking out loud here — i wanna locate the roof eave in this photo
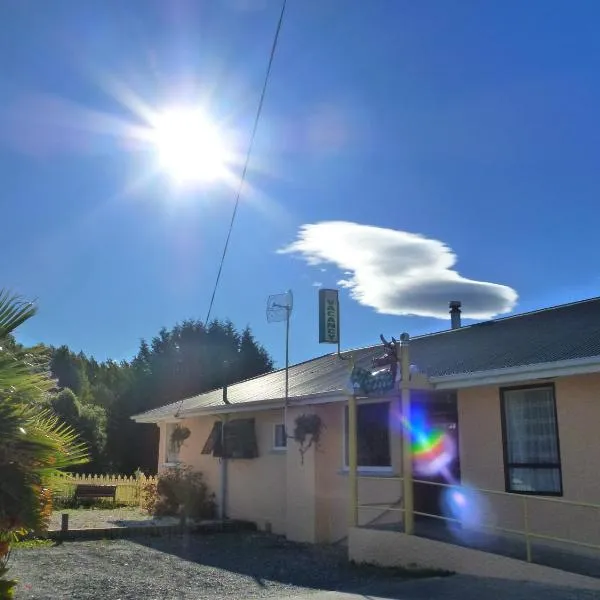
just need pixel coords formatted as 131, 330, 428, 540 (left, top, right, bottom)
430, 355, 600, 389
132, 355, 600, 423
131, 390, 348, 423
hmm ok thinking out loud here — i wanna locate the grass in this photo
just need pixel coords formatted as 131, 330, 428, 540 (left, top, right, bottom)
12, 539, 56, 550
53, 505, 142, 514
53, 498, 135, 510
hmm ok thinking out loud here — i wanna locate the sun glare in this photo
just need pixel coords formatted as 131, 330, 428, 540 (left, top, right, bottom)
149, 107, 231, 185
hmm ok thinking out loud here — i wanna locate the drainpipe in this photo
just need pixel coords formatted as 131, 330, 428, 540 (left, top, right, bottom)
348, 383, 359, 528
400, 332, 414, 535
219, 361, 230, 520
449, 301, 462, 330
219, 414, 229, 520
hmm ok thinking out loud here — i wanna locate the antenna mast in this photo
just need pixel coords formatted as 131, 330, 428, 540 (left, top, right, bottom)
267, 290, 293, 436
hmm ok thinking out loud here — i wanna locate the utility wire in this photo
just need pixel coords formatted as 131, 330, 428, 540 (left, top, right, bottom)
204, 0, 287, 326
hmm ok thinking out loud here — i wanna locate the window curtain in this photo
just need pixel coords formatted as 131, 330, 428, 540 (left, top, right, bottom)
503, 387, 561, 493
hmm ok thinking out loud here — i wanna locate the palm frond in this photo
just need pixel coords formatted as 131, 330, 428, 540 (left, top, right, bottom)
0, 290, 89, 540
0, 291, 37, 339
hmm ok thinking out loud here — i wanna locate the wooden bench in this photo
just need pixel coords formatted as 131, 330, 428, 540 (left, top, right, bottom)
74, 484, 117, 504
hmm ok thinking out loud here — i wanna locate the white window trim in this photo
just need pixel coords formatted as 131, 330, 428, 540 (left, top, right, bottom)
273, 423, 287, 451
341, 400, 393, 473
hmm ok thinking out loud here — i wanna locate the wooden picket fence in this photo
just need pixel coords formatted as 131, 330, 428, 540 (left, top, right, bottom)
49, 473, 158, 506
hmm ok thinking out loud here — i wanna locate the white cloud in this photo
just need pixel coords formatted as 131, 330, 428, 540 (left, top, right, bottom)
278, 221, 518, 319
312, 281, 323, 287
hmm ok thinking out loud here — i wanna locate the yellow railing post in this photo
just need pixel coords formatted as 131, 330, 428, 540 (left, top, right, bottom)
400, 333, 414, 535
348, 388, 358, 528
523, 495, 532, 562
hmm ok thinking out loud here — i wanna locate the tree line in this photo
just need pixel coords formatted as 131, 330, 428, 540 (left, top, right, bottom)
12, 319, 274, 474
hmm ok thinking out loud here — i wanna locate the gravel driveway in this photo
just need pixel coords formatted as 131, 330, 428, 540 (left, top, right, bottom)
10, 532, 600, 600
48, 507, 180, 530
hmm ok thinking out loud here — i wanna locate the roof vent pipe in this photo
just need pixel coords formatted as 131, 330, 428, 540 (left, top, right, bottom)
449, 301, 462, 330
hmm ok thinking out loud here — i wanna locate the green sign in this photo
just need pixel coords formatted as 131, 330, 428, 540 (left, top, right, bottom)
319, 288, 339, 344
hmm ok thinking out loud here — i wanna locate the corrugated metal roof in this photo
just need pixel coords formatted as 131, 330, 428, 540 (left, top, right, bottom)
133, 296, 600, 421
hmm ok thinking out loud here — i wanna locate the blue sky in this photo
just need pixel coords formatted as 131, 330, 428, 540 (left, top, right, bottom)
3, 0, 600, 369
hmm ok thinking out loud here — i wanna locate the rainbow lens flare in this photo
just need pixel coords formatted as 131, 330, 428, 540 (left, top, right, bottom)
407, 405, 456, 476
413, 430, 446, 463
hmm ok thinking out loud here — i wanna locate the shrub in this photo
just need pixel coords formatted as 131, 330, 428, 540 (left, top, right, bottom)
143, 467, 215, 519
140, 481, 158, 514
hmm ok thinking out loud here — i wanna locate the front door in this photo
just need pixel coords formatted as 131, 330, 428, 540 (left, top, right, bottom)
412, 392, 460, 519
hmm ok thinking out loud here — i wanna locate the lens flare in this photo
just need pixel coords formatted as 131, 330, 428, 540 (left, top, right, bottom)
441, 484, 490, 532
390, 400, 496, 540
406, 404, 456, 477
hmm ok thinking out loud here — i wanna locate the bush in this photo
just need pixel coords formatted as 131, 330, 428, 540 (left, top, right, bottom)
142, 467, 215, 519
140, 481, 158, 514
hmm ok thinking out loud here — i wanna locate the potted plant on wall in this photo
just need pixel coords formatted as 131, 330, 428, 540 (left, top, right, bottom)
170, 424, 191, 456
292, 413, 324, 464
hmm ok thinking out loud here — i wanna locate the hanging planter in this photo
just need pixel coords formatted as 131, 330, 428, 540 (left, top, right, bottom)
293, 413, 324, 464
170, 424, 191, 453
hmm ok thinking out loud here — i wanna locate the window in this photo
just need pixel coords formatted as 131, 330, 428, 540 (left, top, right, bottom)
201, 419, 259, 459
344, 401, 391, 470
501, 385, 562, 495
165, 423, 181, 464
273, 424, 287, 450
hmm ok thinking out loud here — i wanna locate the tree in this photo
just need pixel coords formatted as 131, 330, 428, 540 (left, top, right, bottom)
16, 317, 274, 476
237, 326, 274, 381
48, 389, 107, 471
49, 346, 90, 399
105, 319, 274, 473
0, 291, 88, 597
51, 388, 81, 423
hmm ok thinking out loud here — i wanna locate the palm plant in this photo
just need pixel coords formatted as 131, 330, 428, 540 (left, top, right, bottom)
0, 291, 88, 598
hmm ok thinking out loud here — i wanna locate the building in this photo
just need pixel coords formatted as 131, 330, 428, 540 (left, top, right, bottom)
132, 296, 600, 583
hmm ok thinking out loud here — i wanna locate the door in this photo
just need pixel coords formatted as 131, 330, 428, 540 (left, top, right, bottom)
412, 392, 460, 519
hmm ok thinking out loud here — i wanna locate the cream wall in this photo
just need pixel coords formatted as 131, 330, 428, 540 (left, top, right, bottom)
313, 400, 404, 544
157, 409, 287, 535
458, 373, 600, 546
157, 399, 406, 545
155, 372, 600, 549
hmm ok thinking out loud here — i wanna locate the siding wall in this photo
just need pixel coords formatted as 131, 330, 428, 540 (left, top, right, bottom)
154, 372, 600, 548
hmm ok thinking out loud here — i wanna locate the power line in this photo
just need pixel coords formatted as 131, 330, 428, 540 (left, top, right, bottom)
204, 0, 287, 326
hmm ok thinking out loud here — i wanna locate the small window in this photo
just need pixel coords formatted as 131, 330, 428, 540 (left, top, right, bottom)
273, 424, 287, 450
501, 385, 562, 495
165, 423, 181, 464
344, 402, 391, 470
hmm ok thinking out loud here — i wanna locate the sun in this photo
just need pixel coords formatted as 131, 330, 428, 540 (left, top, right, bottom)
149, 107, 231, 185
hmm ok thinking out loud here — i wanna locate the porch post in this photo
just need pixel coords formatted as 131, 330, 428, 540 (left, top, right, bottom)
348, 387, 358, 527
400, 333, 414, 535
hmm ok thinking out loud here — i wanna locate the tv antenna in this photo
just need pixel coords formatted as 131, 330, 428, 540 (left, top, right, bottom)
267, 290, 293, 435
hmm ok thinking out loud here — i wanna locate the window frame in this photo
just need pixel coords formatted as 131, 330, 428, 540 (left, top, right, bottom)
500, 383, 563, 497
342, 399, 393, 473
273, 423, 287, 451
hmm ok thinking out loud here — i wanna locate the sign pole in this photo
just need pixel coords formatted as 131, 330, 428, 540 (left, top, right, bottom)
400, 333, 414, 535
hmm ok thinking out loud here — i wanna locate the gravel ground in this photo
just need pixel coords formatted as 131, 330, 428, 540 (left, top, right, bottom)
48, 507, 179, 530
9, 532, 600, 600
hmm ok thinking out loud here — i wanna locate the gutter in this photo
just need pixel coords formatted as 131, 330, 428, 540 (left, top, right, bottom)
131, 390, 347, 424
430, 355, 600, 389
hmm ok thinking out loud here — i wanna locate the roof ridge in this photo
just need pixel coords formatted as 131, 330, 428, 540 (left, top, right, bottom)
329, 296, 600, 350
476, 294, 600, 324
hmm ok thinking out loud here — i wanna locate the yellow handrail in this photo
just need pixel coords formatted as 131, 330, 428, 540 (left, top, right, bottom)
355, 473, 600, 559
